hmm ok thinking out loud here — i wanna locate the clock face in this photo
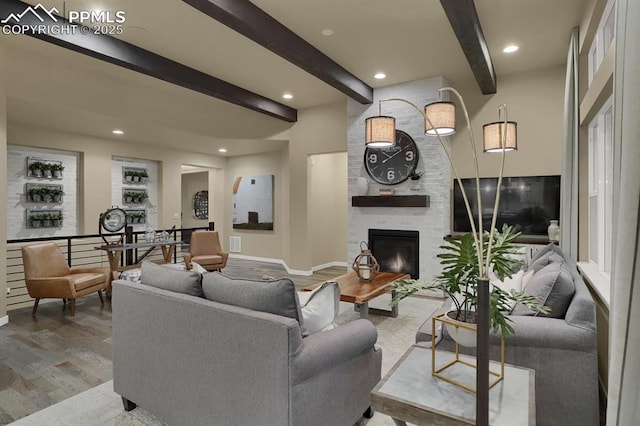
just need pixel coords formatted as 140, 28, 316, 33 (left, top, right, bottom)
364, 130, 419, 185
101, 208, 127, 232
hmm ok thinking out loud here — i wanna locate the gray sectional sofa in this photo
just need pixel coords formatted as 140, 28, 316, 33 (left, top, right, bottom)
112, 264, 382, 426
416, 244, 599, 426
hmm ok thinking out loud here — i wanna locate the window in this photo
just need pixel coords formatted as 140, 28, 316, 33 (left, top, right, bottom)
588, 97, 614, 273
588, 0, 616, 83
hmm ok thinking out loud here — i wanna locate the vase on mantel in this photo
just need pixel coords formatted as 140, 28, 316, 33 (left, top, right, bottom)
356, 177, 369, 196
548, 220, 559, 242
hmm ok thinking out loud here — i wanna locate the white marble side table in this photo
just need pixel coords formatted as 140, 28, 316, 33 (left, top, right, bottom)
371, 345, 535, 426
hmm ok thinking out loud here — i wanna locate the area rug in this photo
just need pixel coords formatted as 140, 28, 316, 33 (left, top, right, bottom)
10, 295, 442, 426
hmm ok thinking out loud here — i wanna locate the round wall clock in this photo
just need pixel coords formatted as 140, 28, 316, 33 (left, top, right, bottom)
364, 130, 419, 185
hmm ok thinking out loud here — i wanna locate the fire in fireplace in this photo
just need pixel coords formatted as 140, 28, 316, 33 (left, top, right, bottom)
368, 229, 419, 279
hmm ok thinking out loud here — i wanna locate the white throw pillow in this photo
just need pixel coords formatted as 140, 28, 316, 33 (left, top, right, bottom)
489, 269, 525, 312
297, 281, 340, 335
521, 269, 535, 291
191, 261, 208, 275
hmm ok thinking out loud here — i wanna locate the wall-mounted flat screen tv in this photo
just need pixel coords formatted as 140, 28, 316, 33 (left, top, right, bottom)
452, 175, 561, 236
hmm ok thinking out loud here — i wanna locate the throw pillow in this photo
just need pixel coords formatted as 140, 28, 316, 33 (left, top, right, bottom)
512, 261, 575, 318
489, 269, 525, 312
521, 269, 535, 291
528, 250, 565, 273
202, 272, 303, 326
190, 261, 208, 275
140, 261, 204, 297
297, 281, 340, 335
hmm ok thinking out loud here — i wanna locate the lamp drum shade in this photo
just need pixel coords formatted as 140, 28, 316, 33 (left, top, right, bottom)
365, 116, 396, 147
483, 121, 518, 152
424, 101, 456, 135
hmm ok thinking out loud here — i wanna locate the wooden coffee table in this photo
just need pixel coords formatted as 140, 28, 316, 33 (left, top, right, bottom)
302, 271, 409, 319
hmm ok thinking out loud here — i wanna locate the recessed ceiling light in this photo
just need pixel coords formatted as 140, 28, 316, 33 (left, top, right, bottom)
321, 29, 334, 36
503, 45, 519, 53
112, 129, 124, 135
374, 72, 386, 80
218, 148, 227, 153
282, 93, 293, 100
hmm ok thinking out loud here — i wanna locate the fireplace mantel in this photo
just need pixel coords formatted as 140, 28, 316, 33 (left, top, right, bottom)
351, 195, 429, 208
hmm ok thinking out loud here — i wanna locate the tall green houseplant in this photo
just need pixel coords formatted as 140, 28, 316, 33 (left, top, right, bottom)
393, 224, 548, 337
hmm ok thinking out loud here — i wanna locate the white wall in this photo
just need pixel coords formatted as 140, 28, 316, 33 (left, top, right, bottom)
347, 77, 451, 281
111, 157, 159, 231
6, 145, 79, 239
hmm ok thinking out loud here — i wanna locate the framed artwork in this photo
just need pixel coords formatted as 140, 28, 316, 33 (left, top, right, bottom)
232, 175, 274, 230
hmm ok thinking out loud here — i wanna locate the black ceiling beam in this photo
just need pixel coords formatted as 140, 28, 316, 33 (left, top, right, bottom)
181, 0, 374, 104
0, 0, 297, 122
440, 0, 497, 94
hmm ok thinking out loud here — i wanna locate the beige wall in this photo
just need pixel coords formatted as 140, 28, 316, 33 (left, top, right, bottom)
181, 171, 209, 228
308, 152, 348, 267
1, 45, 7, 320
7, 123, 227, 234
286, 102, 348, 271
450, 65, 566, 179
225, 151, 285, 260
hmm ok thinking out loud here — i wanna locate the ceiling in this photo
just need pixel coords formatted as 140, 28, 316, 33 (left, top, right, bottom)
1, 0, 586, 156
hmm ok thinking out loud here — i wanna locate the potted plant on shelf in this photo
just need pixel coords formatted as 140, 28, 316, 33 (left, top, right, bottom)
51, 188, 64, 203
51, 163, 65, 178
139, 170, 149, 183
135, 192, 148, 203
41, 162, 53, 178
28, 161, 45, 177
409, 170, 424, 180
29, 214, 43, 228
40, 187, 52, 203
27, 187, 41, 202
124, 170, 136, 182
393, 224, 549, 340
51, 212, 63, 227
41, 213, 53, 227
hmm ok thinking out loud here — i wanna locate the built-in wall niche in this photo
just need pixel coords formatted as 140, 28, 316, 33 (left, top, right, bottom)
122, 188, 148, 205
26, 157, 65, 179
25, 183, 64, 204
26, 209, 63, 229
122, 167, 149, 184
125, 209, 147, 224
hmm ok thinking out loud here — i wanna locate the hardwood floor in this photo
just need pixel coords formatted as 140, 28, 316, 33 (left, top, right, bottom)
0, 258, 347, 424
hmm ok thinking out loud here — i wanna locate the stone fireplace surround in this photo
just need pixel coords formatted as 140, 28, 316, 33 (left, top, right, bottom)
347, 77, 451, 283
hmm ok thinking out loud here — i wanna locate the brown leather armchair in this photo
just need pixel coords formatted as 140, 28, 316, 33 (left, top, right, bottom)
21, 242, 111, 316
184, 231, 229, 271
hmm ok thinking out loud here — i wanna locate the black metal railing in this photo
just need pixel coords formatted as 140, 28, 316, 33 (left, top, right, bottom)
5, 223, 214, 310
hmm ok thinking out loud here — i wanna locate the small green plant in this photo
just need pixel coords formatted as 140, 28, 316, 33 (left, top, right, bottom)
135, 192, 148, 202
409, 170, 424, 180
50, 163, 65, 171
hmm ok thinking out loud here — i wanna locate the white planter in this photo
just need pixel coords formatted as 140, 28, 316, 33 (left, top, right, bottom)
444, 310, 477, 347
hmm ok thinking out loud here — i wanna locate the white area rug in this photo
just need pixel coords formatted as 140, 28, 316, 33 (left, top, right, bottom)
10, 295, 442, 426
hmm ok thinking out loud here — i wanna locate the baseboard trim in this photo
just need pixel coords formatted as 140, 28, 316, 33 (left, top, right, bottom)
229, 254, 346, 276
312, 261, 348, 271
0, 315, 8, 327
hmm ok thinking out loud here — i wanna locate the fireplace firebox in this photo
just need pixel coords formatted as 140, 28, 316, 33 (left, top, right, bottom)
368, 229, 419, 279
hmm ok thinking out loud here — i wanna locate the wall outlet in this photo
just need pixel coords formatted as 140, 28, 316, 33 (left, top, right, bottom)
173, 212, 180, 220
